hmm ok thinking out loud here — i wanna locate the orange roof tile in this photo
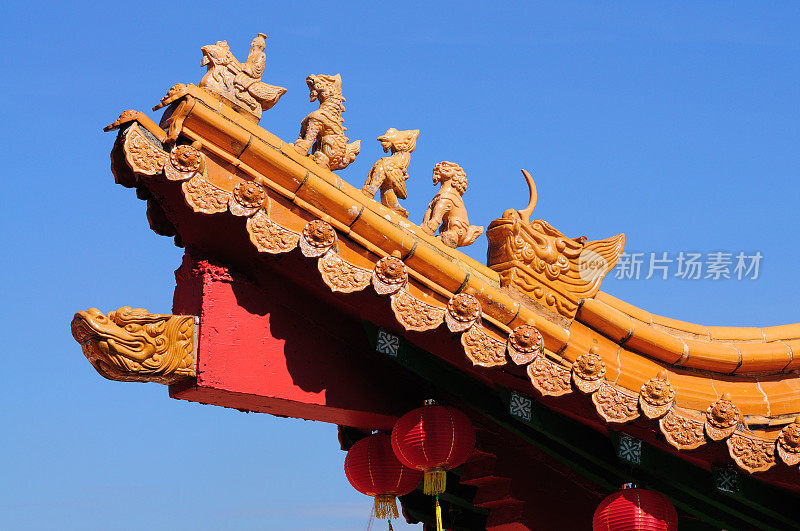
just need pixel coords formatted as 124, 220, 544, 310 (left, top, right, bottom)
104, 82, 800, 475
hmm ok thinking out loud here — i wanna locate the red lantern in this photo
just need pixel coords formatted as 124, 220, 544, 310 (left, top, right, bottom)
593, 485, 678, 531
344, 433, 423, 520
391, 402, 475, 496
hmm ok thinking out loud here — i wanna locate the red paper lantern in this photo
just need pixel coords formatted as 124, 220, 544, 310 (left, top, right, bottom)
391, 402, 475, 496
593, 485, 678, 531
344, 433, 423, 519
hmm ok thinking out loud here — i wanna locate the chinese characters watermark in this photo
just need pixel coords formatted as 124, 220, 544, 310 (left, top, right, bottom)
612, 251, 762, 281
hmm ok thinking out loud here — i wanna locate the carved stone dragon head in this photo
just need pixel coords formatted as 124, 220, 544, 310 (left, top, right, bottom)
71, 307, 195, 384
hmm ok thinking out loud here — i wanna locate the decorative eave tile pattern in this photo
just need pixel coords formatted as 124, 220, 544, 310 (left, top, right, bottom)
659, 409, 706, 451
390, 289, 445, 332
777, 418, 800, 466
592, 384, 640, 424
507, 325, 543, 366
108, 99, 800, 476
727, 431, 777, 473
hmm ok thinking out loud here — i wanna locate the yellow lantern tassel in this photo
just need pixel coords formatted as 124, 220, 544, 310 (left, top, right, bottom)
435, 496, 443, 531
374, 495, 399, 520
423, 469, 447, 496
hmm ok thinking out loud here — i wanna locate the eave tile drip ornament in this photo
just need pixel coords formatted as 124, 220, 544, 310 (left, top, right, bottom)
300, 219, 337, 258
507, 324, 543, 366
777, 417, 800, 466
83, 32, 800, 479
372, 253, 408, 295
572, 341, 606, 393
705, 392, 743, 441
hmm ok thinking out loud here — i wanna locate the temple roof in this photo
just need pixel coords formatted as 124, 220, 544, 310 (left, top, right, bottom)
92, 77, 800, 482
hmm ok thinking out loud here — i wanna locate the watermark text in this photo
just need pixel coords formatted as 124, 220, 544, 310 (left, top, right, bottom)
613, 251, 762, 281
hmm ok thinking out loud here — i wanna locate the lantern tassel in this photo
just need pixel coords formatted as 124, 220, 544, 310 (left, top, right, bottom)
434, 496, 443, 531
423, 469, 447, 496
374, 495, 399, 520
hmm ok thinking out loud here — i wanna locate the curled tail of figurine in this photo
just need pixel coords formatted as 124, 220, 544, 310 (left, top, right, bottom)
463, 225, 484, 246
345, 139, 361, 167
251, 82, 287, 111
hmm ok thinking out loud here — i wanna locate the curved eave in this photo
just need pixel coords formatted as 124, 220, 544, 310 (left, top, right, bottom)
584, 292, 799, 372
105, 85, 800, 476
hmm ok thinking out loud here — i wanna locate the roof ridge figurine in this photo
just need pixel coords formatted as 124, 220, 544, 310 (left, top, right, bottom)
362, 128, 420, 217
421, 161, 484, 248
198, 33, 286, 121
87, 35, 800, 510
486, 170, 625, 318
293, 74, 361, 171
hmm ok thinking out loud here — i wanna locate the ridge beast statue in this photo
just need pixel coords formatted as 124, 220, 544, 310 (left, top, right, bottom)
293, 74, 361, 171
362, 128, 420, 217
199, 33, 287, 120
421, 161, 484, 248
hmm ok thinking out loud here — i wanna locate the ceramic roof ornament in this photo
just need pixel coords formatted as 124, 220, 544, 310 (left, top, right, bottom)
362, 128, 420, 218
82, 34, 800, 498
71, 307, 195, 384
293, 74, 361, 171
198, 33, 286, 121
421, 161, 484, 248
486, 169, 625, 318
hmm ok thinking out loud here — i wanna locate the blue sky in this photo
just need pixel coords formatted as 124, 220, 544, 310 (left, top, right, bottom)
1, 2, 798, 529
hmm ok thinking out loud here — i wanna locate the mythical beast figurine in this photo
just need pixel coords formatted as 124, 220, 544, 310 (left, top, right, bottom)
293, 74, 361, 171
199, 33, 286, 121
362, 128, 420, 217
421, 161, 484, 248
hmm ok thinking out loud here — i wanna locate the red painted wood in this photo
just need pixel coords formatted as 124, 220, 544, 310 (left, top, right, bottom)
169, 252, 425, 430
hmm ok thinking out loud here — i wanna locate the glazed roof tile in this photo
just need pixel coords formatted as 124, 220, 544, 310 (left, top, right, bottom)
101, 83, 800, 475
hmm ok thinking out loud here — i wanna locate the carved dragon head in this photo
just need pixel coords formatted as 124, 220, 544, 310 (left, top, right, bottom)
71, 307, 195, 384
377, 128, 419, 154
485, 169, 625, 319
306, 74, 344, 104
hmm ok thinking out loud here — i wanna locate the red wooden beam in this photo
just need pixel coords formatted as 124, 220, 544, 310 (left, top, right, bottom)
169, 253, 425, 430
